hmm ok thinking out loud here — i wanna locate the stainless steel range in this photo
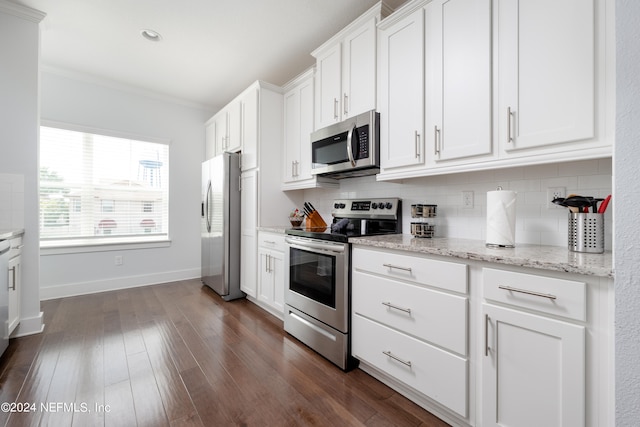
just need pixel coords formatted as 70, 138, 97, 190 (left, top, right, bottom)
284, 198, 402, 370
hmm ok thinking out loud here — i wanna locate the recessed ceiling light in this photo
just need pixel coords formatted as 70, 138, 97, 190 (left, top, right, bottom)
141, 29, 162, 42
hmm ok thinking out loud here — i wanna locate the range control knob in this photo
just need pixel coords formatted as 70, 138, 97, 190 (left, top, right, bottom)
339, 203, 346, 209
385, 202, 393, 209
334, 203, 340, 209
371, 202, 378, 209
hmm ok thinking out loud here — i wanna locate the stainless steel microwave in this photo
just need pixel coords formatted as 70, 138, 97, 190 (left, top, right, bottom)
310, 110, 380, 179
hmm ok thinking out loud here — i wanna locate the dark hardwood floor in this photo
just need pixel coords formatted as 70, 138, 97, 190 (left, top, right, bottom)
0, 279, 449, 426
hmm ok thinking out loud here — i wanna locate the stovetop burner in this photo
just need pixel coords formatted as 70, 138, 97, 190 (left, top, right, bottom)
286, 198, 402, 243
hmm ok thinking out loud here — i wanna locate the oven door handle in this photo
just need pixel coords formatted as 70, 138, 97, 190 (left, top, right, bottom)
285, 237, 346, 254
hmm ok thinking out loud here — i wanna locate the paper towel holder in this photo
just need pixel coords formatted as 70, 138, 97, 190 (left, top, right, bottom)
486, 186, 517, 248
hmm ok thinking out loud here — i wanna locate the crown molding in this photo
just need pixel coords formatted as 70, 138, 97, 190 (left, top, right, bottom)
0, 0, 46, 23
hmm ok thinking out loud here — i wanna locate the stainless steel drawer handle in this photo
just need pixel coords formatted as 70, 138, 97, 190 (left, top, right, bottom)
498, 285, 557, 300
381, 301, 411, 314
383, 351, 412, 367
382, 263, 412, 273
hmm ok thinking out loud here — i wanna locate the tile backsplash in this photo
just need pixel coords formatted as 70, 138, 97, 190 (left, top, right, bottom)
303, 159, 613, 249
0, 174, 25, 230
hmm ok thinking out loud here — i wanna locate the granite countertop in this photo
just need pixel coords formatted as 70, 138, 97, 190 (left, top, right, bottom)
0, 229, 24, 241
349, 234, 613, 278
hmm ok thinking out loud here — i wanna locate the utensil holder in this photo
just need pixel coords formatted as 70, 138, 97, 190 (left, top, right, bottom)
568, 212, 604, 253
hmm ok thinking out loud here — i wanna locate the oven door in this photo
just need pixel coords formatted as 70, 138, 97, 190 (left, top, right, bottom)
284, 236, 349, 333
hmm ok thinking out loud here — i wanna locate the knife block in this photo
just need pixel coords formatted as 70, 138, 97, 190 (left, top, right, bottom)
305, 211, 327, 231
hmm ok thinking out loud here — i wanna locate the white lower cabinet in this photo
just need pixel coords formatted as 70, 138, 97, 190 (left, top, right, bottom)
482, 304, 585, 427
256, 231, 285, 317
351, 245, 612, 427
7, 236, 22, 335
481, 267, 587, 427
351, 246, 469, 419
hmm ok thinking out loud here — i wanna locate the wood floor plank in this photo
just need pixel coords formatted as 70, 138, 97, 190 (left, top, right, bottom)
0, 279, 450, 427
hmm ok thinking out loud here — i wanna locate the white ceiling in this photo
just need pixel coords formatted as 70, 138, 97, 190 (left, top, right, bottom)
14, 0, 405, 112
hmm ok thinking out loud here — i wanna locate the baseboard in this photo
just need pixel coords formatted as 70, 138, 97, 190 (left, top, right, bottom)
39, 268, 201, 300
11, 311, 44, 337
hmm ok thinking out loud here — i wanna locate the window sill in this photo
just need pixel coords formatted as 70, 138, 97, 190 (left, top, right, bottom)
40, 236, 171, 255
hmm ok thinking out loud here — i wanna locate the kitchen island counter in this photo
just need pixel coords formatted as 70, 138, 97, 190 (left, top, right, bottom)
349, 234, 613, 278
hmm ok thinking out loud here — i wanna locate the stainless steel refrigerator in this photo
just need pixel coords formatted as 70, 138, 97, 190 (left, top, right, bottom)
201, 152, 244, 301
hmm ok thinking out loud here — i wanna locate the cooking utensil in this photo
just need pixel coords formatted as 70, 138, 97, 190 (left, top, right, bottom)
598, 194, 611, 214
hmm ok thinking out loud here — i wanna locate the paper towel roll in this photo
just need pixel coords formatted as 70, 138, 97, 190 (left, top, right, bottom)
486, 189, 517, 247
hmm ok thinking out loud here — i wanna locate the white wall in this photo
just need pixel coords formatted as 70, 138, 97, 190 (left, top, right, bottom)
0, 2, 45, 336
615, 0, 640, 424
304, 159, 613, 248
39, 69, 211, 299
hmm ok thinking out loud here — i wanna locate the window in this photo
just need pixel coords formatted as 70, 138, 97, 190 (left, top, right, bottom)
39, 125, 169, 246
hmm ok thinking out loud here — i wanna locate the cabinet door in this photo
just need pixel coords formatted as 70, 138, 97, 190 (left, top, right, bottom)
283, 88, 301, 183
240, 170, 258, 297
257, 249, 273, 304
227, 99, 242, 153
205, 121, 216, 160
342, 17, 376, 119
297, 79, 314, 180
271, 250, 285, 313
315, 43, 342, 129
496, 0, 595, 151
7, 255, 20, 335
426, 0, 491, 161
214, 110, 228, 155
482, 304, 586, 427
378, 8, 425, 170
240, 86, 259, 171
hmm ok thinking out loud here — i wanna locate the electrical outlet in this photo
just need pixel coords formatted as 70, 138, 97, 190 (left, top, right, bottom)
114, 255, 123, 266
462, 191, 474, 208
547, 186, 566, 209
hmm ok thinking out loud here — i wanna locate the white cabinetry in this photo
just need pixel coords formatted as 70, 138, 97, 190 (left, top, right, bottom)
482, 268, 587, 427
256, 232, 285, 317
7, 236, 22, 336
377, 0, 612, 181
282, 69, 338, 190
425, 0, 491, 162
240, 169, 258, 298
496, 0, 598, 154
351, 246, 469, 418
312, 3, 390, 129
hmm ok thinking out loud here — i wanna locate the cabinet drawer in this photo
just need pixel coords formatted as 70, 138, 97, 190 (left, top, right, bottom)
483, 268, 586, 322
352, 314, 467, 417
352, 247, 468, 294
353, 270, 467, 355
258, 232, 285, 251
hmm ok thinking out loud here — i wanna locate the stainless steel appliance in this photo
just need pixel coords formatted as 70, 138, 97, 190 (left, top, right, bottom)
310, 110, 380, 179
284, 198, 402, 370
201, 153, 244, 301
0, 239, 10, 356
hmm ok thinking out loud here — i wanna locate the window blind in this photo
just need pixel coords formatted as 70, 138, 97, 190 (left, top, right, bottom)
39, 126, 169, 243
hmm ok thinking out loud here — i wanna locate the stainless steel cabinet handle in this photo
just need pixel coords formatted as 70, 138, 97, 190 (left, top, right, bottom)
414, 131, 420, 159
383, 263, 412, 273
498, 285, 557, 300
294, 161, 299, 177
343, 93, 349, 115
434, 125, 441, 155
383, 350, 412, 367
264, 240, 275, 244
381, 301, 412, 314
485, 314, 490, 356
507, 107, 514, 143
9, 266, 16, 291
333, 98, 339, 120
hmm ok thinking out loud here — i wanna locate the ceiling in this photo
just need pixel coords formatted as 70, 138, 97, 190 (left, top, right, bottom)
14, 0, 405, 113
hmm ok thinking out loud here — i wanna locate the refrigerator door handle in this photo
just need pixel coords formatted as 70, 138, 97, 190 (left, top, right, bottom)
206, 180, 212, 232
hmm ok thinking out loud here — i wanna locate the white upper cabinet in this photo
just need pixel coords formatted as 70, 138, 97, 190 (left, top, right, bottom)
426, 0, 492, 162
239, 86, 259, 171
226, 99, 242, 154
312, 3, 391, 129
378, 5, 425, 171
496, 0, 608, 155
